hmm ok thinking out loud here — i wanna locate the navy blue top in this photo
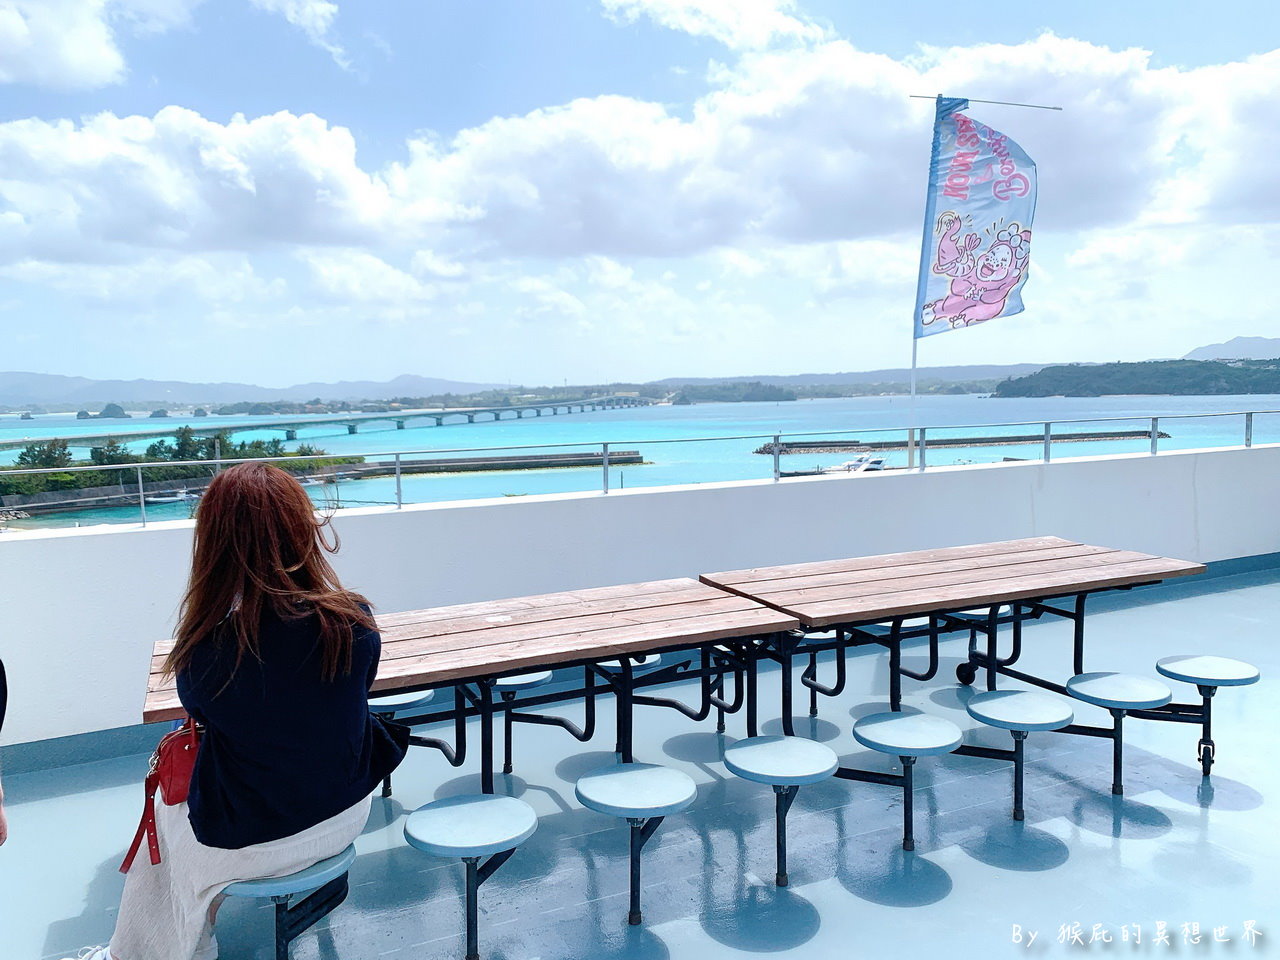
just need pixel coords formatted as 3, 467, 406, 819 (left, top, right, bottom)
176, 606, 409, 849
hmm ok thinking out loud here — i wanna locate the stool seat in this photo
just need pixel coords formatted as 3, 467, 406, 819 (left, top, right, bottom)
1066, 672, 1172, 710
966, 690, 1074, 732
576, 762, 697, 819
1156, 655, 1260, 688
723, 735, 839, 786
404, 794, 538, 859
495, 670, 554, 690
223, 845, 356, 899
369, 689, 435, 714
597, 654, 664, 674
853, 711, 962, 757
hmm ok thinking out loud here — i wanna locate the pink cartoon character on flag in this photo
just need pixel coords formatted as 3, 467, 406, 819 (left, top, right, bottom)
920, 211, 1031, 330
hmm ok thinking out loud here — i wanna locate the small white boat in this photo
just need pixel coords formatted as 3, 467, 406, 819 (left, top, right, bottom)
145, 489, 199, 504
820, 455, 886, 474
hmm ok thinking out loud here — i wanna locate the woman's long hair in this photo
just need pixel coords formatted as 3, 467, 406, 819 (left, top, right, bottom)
164, 461, 373, 682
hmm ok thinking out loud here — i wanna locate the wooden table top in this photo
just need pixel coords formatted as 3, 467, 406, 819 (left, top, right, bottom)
700, 537, 1206, 629
143, 577, 800, 723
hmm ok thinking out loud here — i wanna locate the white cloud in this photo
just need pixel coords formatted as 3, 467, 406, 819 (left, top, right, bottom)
0, 107, 408, 263
601, 0, 825, 51
248, 0, 347, 68
0, 252, 280, 303
0, 0, 127, 89
511, 276, 587, 320
0, 0, 344, 90
411, 250, 467, 279
298, 249, 434, 304
2, 32, 1279, 354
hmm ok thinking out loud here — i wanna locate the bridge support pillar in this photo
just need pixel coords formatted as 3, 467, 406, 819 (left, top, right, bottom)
434, 417, 444, 426
396, 420, 406, 430
285, 429, 297, 441
467, 414, 475, 423
347, 424, 358, 434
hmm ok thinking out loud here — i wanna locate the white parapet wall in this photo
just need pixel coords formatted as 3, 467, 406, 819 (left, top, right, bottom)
1, 444, 1277, 747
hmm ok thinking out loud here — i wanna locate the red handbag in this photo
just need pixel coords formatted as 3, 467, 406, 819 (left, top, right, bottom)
120, 717, 202, 873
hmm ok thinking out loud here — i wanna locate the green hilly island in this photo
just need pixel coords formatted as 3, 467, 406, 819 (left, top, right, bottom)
995, 359, 1280, 397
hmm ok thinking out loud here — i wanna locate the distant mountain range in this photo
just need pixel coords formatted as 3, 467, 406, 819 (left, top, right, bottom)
0, 373, 501, 407
653, 363, 1051, 387
1, 340, 1272, 406
1183, 337, 1280, 361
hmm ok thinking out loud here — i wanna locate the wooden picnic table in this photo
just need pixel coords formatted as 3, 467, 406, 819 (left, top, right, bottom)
699, 536, 1206, 629
143, 577, 799, 724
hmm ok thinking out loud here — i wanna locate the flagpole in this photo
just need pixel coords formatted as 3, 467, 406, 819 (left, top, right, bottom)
908, 336, 919, 469
908, 94, 950, 471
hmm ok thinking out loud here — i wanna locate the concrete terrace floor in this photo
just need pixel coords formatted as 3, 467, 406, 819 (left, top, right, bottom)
4, 568, 1278, 960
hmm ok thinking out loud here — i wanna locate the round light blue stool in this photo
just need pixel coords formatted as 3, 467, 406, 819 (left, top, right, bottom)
369, 688, 436, 798
1156, 655, 1260, 776
370, 689, 437, 717
1066, 672, 1172, 795
222, 844, 357, 960
404, 794, 538, 960
495, 670, 555, 775
575, 761, 697, 924
852, 711, 962, 850
598, 654, 665, 674
966, 690, 1074, 821
723, 735, 839, 885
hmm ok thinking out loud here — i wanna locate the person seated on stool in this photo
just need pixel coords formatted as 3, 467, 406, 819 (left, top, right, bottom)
66, 463, 409, 960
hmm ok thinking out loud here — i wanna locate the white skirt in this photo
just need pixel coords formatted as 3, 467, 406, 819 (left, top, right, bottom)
110, 793, 373, 960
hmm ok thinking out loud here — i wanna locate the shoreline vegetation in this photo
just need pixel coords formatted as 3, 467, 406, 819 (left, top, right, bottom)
0, 427, 357, 507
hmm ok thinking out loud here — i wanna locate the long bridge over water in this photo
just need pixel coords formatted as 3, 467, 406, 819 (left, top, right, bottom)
0, 395, 658, 452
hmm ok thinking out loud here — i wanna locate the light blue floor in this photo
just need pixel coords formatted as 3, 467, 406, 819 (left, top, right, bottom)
3, 570, 1277, 959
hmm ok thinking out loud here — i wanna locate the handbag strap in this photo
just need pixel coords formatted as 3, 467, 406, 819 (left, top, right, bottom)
119, 772, 161, 873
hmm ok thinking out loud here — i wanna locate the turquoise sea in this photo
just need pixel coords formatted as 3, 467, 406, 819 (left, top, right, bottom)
3, 394, 1278, 528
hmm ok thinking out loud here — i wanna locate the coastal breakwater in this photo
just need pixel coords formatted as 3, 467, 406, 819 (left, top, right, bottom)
754, 429, 1170, 455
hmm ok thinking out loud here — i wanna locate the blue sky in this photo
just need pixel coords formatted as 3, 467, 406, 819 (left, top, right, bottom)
1, 0, 1278, 387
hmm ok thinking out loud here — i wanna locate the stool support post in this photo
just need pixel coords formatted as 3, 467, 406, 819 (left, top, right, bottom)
900, 756, 916, 851
464, 857, 481, 960
1011, 731, 1028, 821
1111, 710, 1125, 796
773, 784, 799, 886
628, 816, 665, 925
807, 653, 819, 717
273, 898, 290, 960
461, 847, 516, 960
268, 873, 350, 960
1198, 685, 1216, 776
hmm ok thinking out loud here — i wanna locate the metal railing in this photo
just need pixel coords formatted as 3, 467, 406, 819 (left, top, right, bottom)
1, 409, 1275, 527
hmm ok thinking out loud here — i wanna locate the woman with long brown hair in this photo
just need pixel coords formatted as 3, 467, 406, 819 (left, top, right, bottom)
69, 462, 408, 960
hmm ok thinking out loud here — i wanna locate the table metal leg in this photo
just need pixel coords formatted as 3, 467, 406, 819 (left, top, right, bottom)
779, 637, 795, 737
478, 681, 495, 794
